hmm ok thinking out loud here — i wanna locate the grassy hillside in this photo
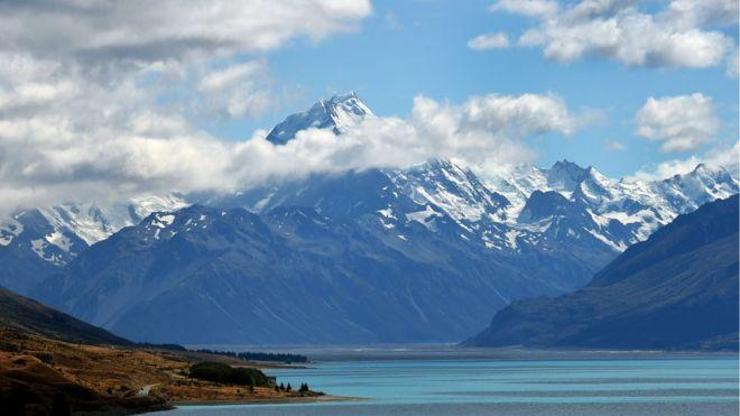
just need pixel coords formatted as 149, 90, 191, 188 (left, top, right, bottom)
0, 286, 130, 346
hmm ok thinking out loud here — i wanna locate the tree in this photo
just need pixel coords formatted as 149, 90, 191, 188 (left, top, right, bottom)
286, 383, 292, 392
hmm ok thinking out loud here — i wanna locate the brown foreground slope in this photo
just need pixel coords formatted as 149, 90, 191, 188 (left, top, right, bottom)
0, 287, 130, 346
0, 288, 324, 415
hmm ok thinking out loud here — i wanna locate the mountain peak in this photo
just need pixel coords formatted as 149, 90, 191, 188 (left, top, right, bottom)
690, 162, 731, 179
546, 159, 590, 191
266, 91, 374, 145
550, 159, 581, 170
324, 91, 359, 104
668, 163, 734, 184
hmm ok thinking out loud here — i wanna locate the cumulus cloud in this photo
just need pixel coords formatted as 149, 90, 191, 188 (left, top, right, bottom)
468, 33, 510, 50
631, 142, 740, 180
197, 60, 272, 119
0, 0, 374, 213
200, 92, 577, 184
0, 1, 584, 215
490, 0, 559, 18
485, 0, 737, 70
0, 91, 580, 213
0, 0, 372, 62
635, 93, 720, 153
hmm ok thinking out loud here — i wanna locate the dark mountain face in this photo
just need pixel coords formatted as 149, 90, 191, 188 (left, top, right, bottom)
517, 191, 575, 222
465, 195, 739, 351
546, 160, 590, 190
36, 202, 610, 344
0, 286, 129, 346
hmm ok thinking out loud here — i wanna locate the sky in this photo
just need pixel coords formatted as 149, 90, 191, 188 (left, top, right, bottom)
0, 0, 737, 212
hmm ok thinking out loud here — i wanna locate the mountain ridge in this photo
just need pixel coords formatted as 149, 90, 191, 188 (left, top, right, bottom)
465, 195, 739, 350
2, 92, 738, 344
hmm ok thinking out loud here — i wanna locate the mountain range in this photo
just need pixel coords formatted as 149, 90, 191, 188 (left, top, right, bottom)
465, 195, 739, 350
1, 92, 737, 344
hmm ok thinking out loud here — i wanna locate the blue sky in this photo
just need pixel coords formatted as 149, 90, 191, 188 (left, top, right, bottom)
211, 0, 738, 178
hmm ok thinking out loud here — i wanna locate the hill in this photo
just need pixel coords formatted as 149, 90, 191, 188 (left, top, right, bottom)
0, 286, 130, 346
0, 286, 320, 414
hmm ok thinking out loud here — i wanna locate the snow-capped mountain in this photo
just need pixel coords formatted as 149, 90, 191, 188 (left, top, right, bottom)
487, 159, 737, 248
238, 93, 739, 258
0, 194, 187, 293
6, 91, 733, 280
8, 92, 740, 344
38, 192, 616, 344
265, 91, 374, 145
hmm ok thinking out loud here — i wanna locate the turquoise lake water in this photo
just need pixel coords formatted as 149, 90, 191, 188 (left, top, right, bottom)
148, 353, 739, 416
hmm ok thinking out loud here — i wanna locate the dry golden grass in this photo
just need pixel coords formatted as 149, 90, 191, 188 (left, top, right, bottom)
0, 327, 323, 414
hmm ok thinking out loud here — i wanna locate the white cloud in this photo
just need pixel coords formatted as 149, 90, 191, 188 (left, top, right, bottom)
490, 0, 559, 18
199, 62, 266, 93
488, 0, 737, 70
197, 60, 272, 118
0, 0, 372, 62
0, 0, 374, 214
663, 0, 740, 28
226, 92, 578, 184
468, 33, 510, 50
631, 142, 739, 180
635, 93, 720, 152
727, 47, 739, 78
0, 92, 580, 214
604, 139, 625, 151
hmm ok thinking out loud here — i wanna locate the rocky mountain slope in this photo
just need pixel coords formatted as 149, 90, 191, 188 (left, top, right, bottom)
38, 204, 592, 343
465, 195, 739, 350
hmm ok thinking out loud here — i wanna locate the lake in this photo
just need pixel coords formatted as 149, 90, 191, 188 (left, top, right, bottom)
147, 348, 739, 416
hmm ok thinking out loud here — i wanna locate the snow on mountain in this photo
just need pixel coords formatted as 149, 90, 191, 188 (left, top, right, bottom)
3, 92, 737, 275
482, 161, 594, 219
486, 159, 738, 250
253, 93, 739, 258
389, 159, 511, 225
0, 218, 23, 247
265, 91, 374, 145
128, 193, 190, 224
652, 163, 738, 214
0, 193, 188, 271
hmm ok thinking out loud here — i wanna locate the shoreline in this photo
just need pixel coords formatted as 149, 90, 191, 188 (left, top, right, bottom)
241, 344, 739, 362
171, 394, 364, 407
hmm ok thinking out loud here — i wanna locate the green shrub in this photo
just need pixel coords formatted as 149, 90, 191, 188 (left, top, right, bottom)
189, 362, 271, 387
